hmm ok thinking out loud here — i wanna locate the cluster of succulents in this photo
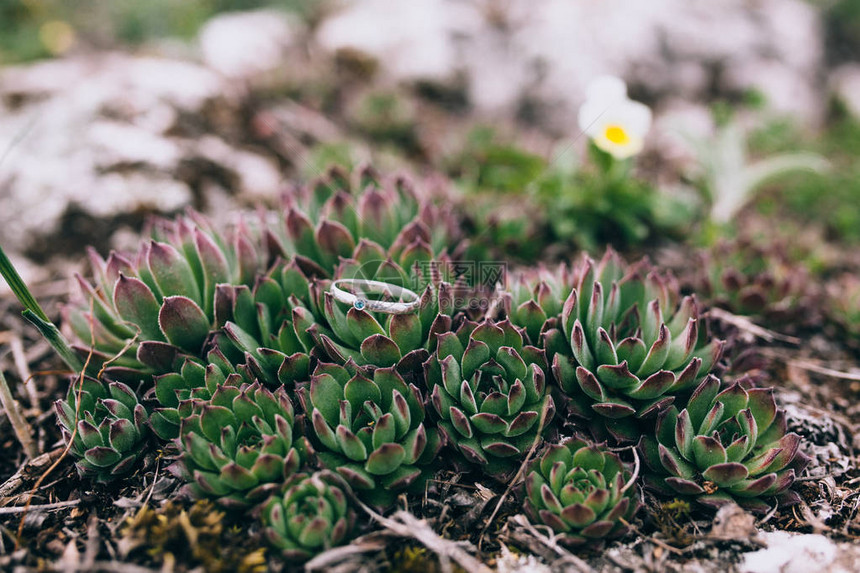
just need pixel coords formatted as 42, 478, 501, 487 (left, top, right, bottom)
494, 264, 578, 345
303, 278, 455, 374
640, 376, 809, 511
64, 214, 266, 381
173, 380, 309, 508
30, 165, 812, 563
545, 250, 724, 443
688, 237, 818, 328
266, 165, 459, 281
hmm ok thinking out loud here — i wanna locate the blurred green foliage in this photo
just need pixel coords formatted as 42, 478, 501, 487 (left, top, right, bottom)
349, 91, 421, 156
302, 142, 358, 179
822, 0, 860, 62
750, 104, 860, 244
445, 126, 546, 194
0, 0, 320, 64
446, 128, 699, 258
537, 144, 697, 252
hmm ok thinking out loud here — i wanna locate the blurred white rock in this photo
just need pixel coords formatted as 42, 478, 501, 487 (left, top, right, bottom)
741, 531, 859, 573
316, 0, 825, 126
0, 52, 276, 260
199, 10, 299, 80
193, 136, 282, 200
317, 0, 479, 82
723, 59, 823, 124
652, 100, 716, 167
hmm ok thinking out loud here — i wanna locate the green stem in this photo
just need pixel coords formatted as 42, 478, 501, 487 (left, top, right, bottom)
0, 243, 83, 373
607, 155, 632, 183
0, 244, 49, 322
22, 310, 84, 373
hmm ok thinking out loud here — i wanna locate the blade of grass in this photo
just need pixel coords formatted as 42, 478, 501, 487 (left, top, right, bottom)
0, 243, 83, 372
0, 244, 50, 322
22, 310, 83, 373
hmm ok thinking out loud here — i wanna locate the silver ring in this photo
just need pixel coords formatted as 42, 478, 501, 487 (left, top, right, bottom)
330, 279, 421, 315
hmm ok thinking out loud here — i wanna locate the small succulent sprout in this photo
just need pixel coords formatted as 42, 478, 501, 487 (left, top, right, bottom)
175, 380, 309, 508
424, 319, 556, 476
499, 264, 578, 345
262, 471, 356, 560
640, 376, 809, 512
266, 165, 460, 280
524, 437, 639, 546
297, 362, 441, 508
55, 377, 149, 483
64, 213, 265, 381
548, 249, 724, 443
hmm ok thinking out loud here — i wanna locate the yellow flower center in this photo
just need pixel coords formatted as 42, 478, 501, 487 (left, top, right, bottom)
604, 125, 630, 145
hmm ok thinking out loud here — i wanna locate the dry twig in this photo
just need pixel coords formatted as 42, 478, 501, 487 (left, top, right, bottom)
0, 368, 36, 458
0, 448, 63, 500
304, 539, 388, 572
502, 514, 596, 572
618, 518, 684, 556
9, 335, 37, 410
708, 308, 800, 344
785, 359, 860, 382
355, 499, 491, 573
0, 499, 80, 515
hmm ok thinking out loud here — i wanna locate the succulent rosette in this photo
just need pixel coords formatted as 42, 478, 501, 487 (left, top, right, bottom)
55, 377, 149, 482
640, 376, 809, 511
524, 437, 638, 545
175, 380, 309, 508
64, 213, 265, 381
267, 165, 459, 279
424, 319, 555, 475
302, 276, 455, 376
297, 362, 441, 507
499, 264, 578, 345
692, 238, 816, 326
262, 471, 356, 560
547, 250, 724, 442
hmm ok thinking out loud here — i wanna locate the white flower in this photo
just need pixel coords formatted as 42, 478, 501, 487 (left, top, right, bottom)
578, 76, 652, 160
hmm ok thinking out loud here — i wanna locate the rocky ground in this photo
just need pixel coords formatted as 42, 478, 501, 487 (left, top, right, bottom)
0, 1, 859, 571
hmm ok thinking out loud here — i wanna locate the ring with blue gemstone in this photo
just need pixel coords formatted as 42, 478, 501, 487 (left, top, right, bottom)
330, 279, 421, 315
